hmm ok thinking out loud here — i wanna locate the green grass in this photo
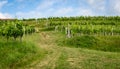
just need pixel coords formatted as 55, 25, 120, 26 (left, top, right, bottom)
43, 31, 120, 69
55, 49, 70, 69
0, 31, 120, 69
0, 34, 46, 69
77, 48, 120, 69
58, 35, 120, 52
55, 47, 120, 69
95, 35, 120, 52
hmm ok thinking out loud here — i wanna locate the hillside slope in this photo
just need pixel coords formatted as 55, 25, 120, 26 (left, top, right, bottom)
28, 31, 120, 69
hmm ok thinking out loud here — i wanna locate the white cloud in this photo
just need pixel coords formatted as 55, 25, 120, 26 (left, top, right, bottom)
88, 0, 104, 5
112, 0, 120, 13
53, 7, 74, 16
87, 0, 105, 11
17, 0, 24, 2
53, 7, 94, 16
88, 0, 95, 4
16, 11, 43, 19
0, 12, 12, 19
0, 0, 8, 9
16, 7, 95, 18
87, 0, 120, 15
76, 8, 94, 16
15, 0, 95, 18
36, 0, 57, 10
0, 0, 13, 19
107, 0, 120, 15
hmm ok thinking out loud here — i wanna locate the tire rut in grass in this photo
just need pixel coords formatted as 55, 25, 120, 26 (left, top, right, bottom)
29, 32, 62, 69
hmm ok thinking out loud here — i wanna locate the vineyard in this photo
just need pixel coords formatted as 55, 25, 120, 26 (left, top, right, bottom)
36, 16, 120, 37
0, 19, 35, 41
1, 16, 120, 40
0, 16, 120, 69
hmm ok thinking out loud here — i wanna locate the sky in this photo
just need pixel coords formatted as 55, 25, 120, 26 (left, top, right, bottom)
0, 0, 120, 19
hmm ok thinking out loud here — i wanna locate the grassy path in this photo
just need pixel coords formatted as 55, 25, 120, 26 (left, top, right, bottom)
28, 32, 62, 69
28, 31, 120, 69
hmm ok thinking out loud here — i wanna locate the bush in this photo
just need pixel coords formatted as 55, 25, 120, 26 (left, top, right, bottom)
63, 36, 97, 48
58, 35, 120, 52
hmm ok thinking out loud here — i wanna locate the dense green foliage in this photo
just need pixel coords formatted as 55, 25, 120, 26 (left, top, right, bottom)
0, 20, 35, 41
35, 16, 120, 36
58, 35, 120, 52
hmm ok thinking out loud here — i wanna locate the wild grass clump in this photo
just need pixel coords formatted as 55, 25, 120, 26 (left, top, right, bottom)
0, 35, 46, 69
58, 35, 120, 52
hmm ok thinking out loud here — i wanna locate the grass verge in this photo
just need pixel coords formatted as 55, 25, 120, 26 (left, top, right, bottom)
57, 35, 120, 52
0, 34, 46, 69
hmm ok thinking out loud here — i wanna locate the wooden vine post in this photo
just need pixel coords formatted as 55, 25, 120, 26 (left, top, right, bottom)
66, 23, 71, 38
